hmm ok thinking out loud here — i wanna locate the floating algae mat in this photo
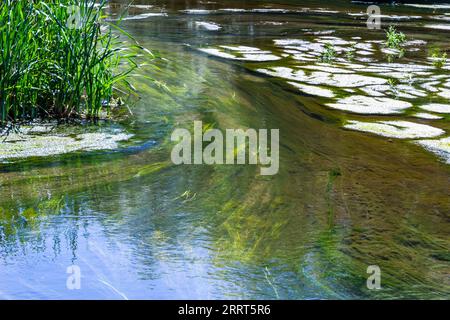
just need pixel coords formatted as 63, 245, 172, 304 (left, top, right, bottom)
416, 137, 450, 164
327, 96, 412, 114
0, 123, 133, 161
344, 120, 445, 139
192, 17, 450, 165
419, 103, 450, 114
198, 46, 281, 62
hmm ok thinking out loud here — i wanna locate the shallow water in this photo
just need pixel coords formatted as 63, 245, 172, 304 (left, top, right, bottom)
0, 0, 449, 299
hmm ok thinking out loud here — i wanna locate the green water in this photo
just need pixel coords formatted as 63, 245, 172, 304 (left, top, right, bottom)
0, 0, 449, 299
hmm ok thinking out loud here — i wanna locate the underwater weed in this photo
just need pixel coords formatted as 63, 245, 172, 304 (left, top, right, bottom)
429, 48, 447, 68
346, 43, 356, 62
387, 78, 399, 98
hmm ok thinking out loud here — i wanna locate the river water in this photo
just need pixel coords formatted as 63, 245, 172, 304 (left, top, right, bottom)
0, 0, 449, 299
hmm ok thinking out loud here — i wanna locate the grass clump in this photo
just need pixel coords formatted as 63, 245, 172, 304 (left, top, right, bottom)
0, 0, 150, 127
385, 26, 406, 49
429, 48, 447, 68
319, 43, 337, 63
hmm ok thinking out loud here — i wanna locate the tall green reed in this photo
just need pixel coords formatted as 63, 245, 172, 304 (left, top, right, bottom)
0, 0, 148, 126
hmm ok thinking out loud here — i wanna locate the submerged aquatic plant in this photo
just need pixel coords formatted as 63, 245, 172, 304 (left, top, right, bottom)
0, 0, 151, 126
387, 78, 399, 98
385, 26, 406, 49
386, 48, 405, 63
346, 43, 356, 62
319, 43, 337, 63
429, 48, 447, 68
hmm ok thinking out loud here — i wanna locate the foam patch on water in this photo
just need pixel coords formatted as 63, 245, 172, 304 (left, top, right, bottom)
373, 63, 432, 72
240, 53, 281, 61
305, 30, 336, 35
129, 5, 154, 9
251, 9, 289, 13
419, 103, 450, 114
381, 48, 402, 55
261, 21, 286, 26
220, 8, 247, 12
344, 120, 445, 139
404, 4, 450, 9
316, 37, 351, 46
181, 9, 214, 14
397, 85, 427, 98
348, 12, 365, 17
413, 113, 443, 120
424, 24, 450, 30
0, 128, 133, 161
198, 48, 236, 59
203, 8, 294, 14
327, 96, 411, 114
290, 53, 317, 61
195, 21, 221, 31
371, 14, 422, 20
357, 50, 374, 56
438, 88, 450, 99
288, 82, 335, 98
432, 15, 450, 21
274, 39, 325, 53
359, 85, 388, 97
342, 63, 368, 70
302, 65, 354, 74
323, 74, 386, 88
274, 38, 348, 54
404, 40, 427, 46
420, 81, 440, 93
258, 67, 386, 88
310, 9, 339, 14
354, 43, 373, 51
118, 13, 168, 20
198, 47, 281, 61
220, 45, 263, 52
416, 137, 450, 164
